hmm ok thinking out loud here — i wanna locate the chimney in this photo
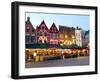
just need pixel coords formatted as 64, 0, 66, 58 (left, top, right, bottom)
27, 17, 30, 21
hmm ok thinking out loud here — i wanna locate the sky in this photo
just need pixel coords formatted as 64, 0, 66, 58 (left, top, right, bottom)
25, 12, 89, 31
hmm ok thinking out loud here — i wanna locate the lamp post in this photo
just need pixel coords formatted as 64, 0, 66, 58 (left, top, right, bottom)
33, 52, 37, 57
78, 50, 80, 57
33, 52, 37, 62
28, 55, 31, 62
62, 51, 65, 60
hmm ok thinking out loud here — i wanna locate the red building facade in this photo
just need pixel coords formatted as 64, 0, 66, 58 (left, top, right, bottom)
36, 20, 50, 44
49, 23, 59, 45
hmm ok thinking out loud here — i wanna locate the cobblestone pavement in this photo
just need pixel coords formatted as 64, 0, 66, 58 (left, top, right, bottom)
25, 56, 89, 68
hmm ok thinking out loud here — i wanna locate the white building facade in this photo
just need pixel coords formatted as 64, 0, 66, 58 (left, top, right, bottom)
75, 29, 82, 46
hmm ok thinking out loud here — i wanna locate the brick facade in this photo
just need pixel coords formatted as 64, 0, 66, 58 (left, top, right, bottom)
49, 23, 59, 45
36, 20, 49, 44
25, 17, 35, 44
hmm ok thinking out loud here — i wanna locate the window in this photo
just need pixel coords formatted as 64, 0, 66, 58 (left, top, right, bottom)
50, 34, 52, 38
39, 40, 42, 43
39, 31, 43, 36
41, 25, 45, 30
31, 36, 35, 43
32, 29, 34, 32
72, 35, 75, 38
27, 26, 30, 29
53, 34, 57, 39
44, 32, 47, 36
60, 34, 63, 39
65, 35, 68, 39
54, 28, 57, 32
44, 40, 47, 43
53, 34, 55, 39
25, 36, 30, 43
26, 27, 30, 32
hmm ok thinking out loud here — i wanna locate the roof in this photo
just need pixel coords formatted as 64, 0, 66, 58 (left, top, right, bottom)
25, 17, 35, 31
36, 20, 49, 32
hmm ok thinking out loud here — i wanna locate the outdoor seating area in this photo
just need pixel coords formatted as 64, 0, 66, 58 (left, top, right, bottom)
25, 48, 89, 62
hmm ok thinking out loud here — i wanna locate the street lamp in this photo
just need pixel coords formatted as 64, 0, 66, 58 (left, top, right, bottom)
62, 51, 65, 60
78, 50, 80, 57
60, 43, 63, 46
28, 55, 31, 61
33, 52, 37, 57
72, 35, 75, 39
65, 35, 68, 38
64, 42, 66, 45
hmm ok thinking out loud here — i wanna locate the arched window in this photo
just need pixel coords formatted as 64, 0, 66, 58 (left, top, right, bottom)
39, 40, 42, 43
26, 27, 30, 32
44, 40, 47, 43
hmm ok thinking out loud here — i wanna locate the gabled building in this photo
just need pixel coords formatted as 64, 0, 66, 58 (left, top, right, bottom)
49, 23, 59, 45
25, 17, 36, 44
36, 20, 49, 44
